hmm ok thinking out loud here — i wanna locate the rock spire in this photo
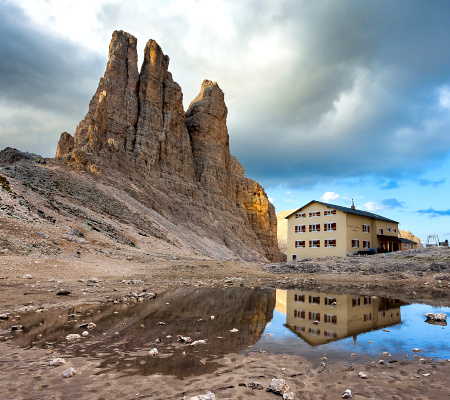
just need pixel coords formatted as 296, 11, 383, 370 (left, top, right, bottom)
57, 30, 283, 262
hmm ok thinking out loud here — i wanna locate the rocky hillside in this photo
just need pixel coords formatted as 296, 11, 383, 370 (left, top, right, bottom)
1, 31, 283, 262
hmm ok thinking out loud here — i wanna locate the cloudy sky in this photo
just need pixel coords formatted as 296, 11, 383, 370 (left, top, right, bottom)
1, 0, 450, 243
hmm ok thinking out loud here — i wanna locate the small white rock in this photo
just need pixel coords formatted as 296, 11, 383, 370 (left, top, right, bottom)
191, 339, 207, 346
65, 334, 81, 341
358, 372, 368, 379
149, 348, 158, 356
49, 358, 66, 366
341, 389, 352, 399
413, 348, 421, 352
81, 331, 89, 336
229, 328, 239, 333
62, 367, 76, 378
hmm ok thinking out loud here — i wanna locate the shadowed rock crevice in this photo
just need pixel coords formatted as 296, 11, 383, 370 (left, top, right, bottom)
56, 30, 283, 262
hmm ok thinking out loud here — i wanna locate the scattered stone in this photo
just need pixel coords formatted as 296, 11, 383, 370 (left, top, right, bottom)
11, 325, 23, 331
358, 372, 368, 379
378, 360, 385, 365
189, 392, 216, 400
87, 278, 99, 284
191, 339, 207, 346
65, 334, 81, 341
230, 328, 239, 333
0, 313, 10, 320
149, 348, 158, 356
413, 348, 421, 353
49, 358, 66, 366
210, 315, 215, 320
56, 289, 71, 296
248, 382, 263, 390
425, 312, 447, 322
81, 331, 89, 336
266, 378, 290, 395
23, 274, 33, 279
341, 389, 352, 399
62, 367, 76, 378
423, 373, 431, 377
79, 322, 96, 329
157, 322, 166, 325
177, 335, 193, 343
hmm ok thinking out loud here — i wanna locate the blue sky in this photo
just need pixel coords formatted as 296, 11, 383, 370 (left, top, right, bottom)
1, 0, 450, 243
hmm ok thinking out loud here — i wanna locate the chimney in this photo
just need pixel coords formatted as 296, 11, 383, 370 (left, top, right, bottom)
351, 199, 356, 210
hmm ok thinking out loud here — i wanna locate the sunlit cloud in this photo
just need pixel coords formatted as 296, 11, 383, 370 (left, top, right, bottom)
321, 191, 340, 203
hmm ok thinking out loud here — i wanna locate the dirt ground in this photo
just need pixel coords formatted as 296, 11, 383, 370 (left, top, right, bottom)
0, 247, 449, 399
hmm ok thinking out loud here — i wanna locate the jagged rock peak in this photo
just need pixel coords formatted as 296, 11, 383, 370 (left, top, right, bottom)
54, 30, 284, 262
185, 80, 230, 193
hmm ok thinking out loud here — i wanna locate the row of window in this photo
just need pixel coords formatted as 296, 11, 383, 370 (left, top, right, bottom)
294, 222, 397, 234
378, 227, 396, 234
294, 310, 338, 323
294, 325, 338, 338
294, 294, 336, 305
295, 239, 371, 248
295, 223, 337, 233
294, 293, 372, 306
295, 310, 374, 323
295, 239, 337, 248
295, 210, 337, 218
352, 239, 371, 248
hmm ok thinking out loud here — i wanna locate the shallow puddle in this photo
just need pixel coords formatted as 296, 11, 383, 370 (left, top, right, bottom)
0, 287, 448, 378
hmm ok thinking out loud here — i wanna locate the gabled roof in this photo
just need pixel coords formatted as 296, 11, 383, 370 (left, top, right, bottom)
284, 200, 399, 224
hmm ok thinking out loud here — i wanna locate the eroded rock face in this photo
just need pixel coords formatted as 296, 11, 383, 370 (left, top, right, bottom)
56, 30, 283, 262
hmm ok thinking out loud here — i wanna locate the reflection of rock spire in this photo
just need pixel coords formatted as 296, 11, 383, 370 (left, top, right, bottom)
353, 334, 357, 347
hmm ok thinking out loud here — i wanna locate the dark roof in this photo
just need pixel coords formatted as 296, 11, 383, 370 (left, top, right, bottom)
397, 237, 417, 244
285, 200, 399, 224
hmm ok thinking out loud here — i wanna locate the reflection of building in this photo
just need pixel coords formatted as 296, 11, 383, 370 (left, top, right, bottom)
279, 289, 404, 346
284, 200, 418, 260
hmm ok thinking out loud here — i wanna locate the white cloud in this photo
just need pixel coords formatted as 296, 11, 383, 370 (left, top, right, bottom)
363, 202, 383, 213
321, 192, 340, 202
439, 86, 450, 110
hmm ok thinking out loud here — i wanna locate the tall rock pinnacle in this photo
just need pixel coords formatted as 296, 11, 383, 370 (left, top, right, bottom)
56, 30, 283, 262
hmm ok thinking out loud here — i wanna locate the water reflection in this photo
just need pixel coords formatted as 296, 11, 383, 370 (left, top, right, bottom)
279, 290, 406, 346
0, 288, 275, 378
0, 287, 448, 377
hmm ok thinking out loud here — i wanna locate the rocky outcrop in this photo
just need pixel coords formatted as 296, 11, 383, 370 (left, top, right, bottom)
399, 230, 423, 249
56, 30, 283, 262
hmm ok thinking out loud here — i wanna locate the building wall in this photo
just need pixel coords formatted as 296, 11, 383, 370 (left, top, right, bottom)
286, 202, 347, 259
345, 213, 377, 253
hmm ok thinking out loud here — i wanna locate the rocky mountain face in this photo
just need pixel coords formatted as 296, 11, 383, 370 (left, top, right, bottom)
399, 230, 424, 248
56, 30, 283, 262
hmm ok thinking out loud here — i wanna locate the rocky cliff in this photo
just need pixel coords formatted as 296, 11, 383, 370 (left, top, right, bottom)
56, 30, 283, 262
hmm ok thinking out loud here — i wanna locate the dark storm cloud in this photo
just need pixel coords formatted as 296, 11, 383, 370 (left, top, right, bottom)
0, 2, 103, 113
226, 0, 450, 189
0, 2, 104, 155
